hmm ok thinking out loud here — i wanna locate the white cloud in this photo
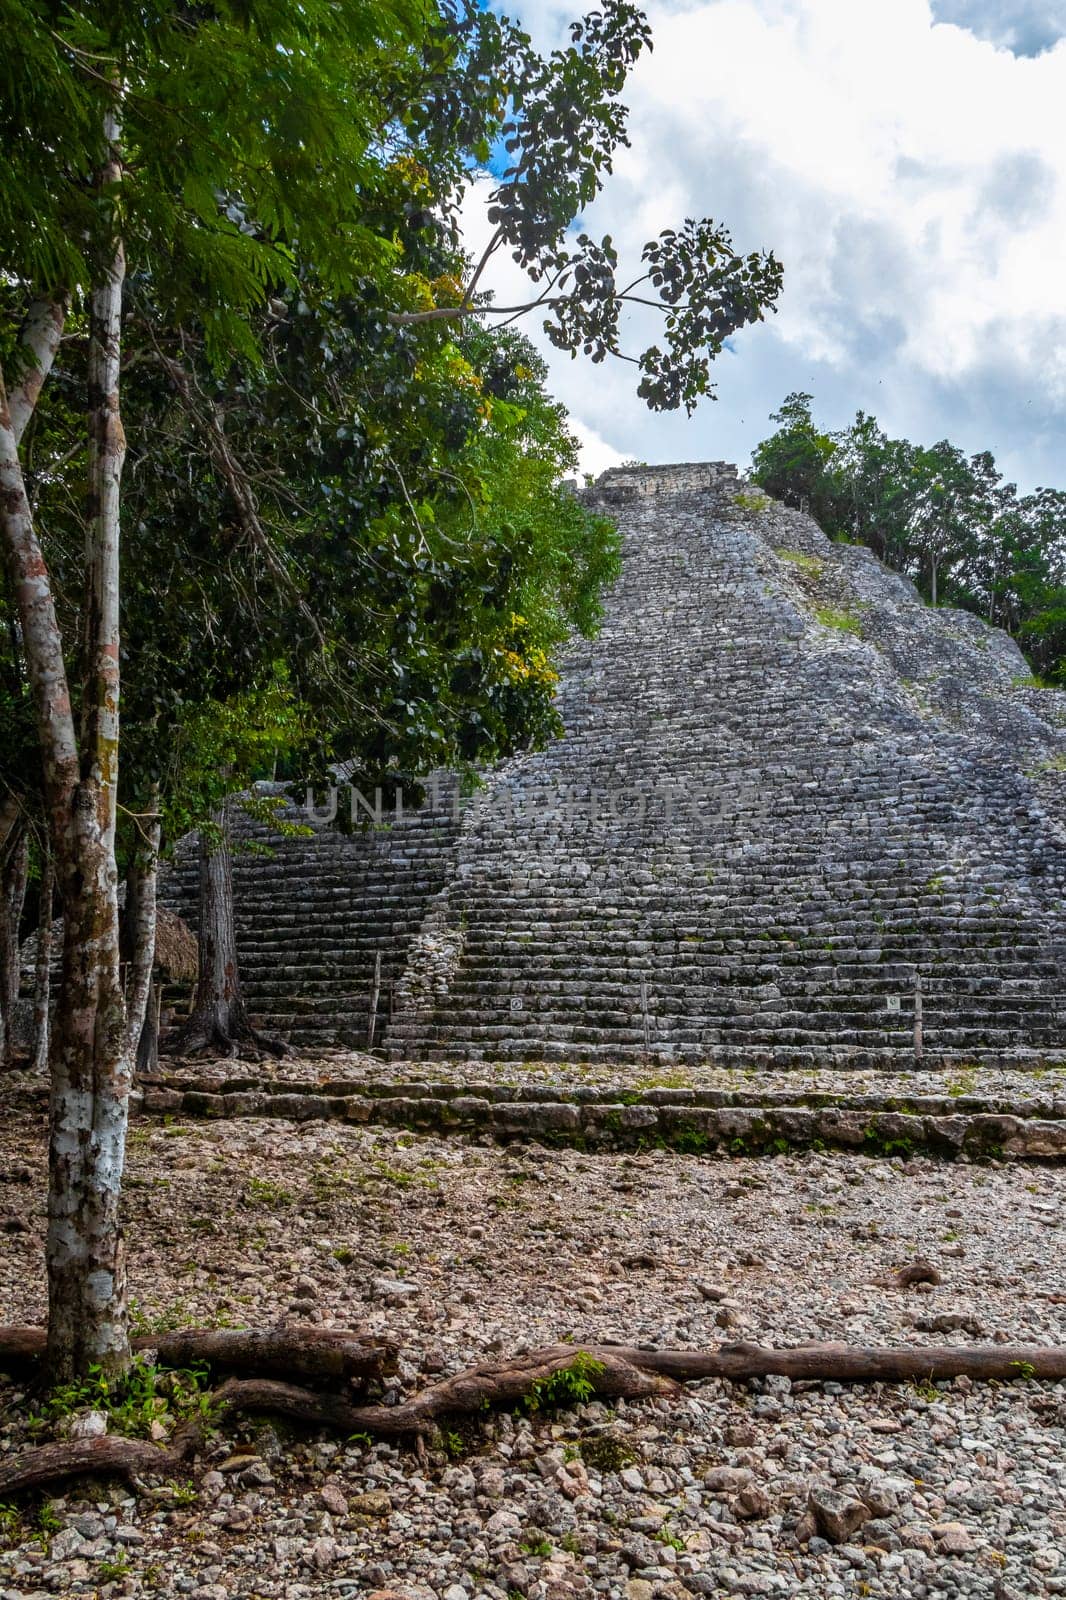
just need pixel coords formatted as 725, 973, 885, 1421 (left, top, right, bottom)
467, 0, 1066, 489
931, 1, 1066, 57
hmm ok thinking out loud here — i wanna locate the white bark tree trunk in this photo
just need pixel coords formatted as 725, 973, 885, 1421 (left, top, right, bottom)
32, 845, 53, 1074
0, 822, 30, 1066
0, 93, 131, 1381
44, 98, 130, 1382
7, 296, 69, 445
122, 792, 160, 1071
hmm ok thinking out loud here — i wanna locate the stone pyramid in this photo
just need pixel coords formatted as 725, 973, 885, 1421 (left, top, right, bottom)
163, 463, 1066, 1065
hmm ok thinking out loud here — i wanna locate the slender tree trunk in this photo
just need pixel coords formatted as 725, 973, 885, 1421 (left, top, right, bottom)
7, 296, 69, 444
173, 801, 286, 1059
42, 98, 131, 1383
136, 982, 161, 1075
31, 845, 53, 1074
0, 822, 30, 1066
0, 92, 132, 1381
0, 373, 130, 1376
0, 795, 20, 858
122, 791, 160, 1072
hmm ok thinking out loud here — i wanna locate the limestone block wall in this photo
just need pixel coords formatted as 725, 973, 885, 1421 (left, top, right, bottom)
160, 780, 465, 1050
385, 464, 1066, 1065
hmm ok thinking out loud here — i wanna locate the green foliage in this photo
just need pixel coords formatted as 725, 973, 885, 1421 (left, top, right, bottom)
3, 0, 781, 882
242, 1177, 293, 1209
734, 489, 773, 514
0, 0, 416, 350
752, 394, 1066, 682
27, 1358, 216, 1441
751, 394, 842, 531
814, 605, 862, 635
523, 1351, 605, 1412
776, 548, 824, 578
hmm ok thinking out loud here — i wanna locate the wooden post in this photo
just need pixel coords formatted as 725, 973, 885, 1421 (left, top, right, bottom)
913, 970, 924, 1063
367, 952, 382, 1052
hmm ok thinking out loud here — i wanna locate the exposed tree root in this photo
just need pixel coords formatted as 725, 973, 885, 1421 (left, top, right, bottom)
0, 1434, 188, 1495
2, 1331, 1065, 1497
0, 1325, 398, 1385
168, 1018, 289, 1060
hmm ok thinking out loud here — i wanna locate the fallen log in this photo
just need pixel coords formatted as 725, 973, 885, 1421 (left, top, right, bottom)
148, 1327, 398, 1386
0, 1435, 182, 1495
0, 1325, 397, 1386
2, 1335, 1065, 1497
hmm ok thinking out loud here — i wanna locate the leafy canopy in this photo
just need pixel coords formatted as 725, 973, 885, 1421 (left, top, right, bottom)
751, 393, 1066, 680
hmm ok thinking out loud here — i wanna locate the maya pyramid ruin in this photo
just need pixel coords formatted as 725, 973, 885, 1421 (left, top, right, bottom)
163, 462, 1066, 1066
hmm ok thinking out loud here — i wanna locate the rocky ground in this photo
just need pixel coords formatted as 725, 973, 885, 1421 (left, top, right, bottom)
1, 1062, 1064, 1600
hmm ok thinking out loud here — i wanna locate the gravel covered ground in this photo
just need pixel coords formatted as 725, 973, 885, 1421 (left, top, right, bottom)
1, 1069, 1064, 1600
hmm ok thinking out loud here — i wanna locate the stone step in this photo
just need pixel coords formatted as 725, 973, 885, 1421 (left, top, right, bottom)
136, 1075, 1066, 1161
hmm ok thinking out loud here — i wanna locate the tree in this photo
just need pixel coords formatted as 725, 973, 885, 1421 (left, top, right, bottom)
2, 0, 781, 1379
906, 441, 987, 608
750, 393, 845, 533
0, 0, 448, 1381
750, 395, 1066, 682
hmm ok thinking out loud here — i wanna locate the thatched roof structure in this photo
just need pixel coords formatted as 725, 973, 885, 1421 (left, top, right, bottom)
23, 905, 198, 986
151, 907, 198, 981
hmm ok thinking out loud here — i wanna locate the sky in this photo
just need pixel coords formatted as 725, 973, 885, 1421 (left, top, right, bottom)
464, 0, 1066, 489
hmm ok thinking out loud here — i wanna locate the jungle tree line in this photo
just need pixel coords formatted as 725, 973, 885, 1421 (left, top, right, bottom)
0, 0, 782, 1382
751, 392, 1066, 680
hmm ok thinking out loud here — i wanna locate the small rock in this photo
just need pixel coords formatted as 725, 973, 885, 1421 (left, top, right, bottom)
216, 1452, 261, 1474
48, 1528, 86, 1561
305, 1534, 337, 1570
371, 1277, 419, 1301
69, 1410, 108, 1440
350, 1489, 392, 1516
704, 1466, 754, 1494
320, 1484, 348, 1516
933, 1520, 975, 1553
734, 1484, 771, 1520
625, 1582, 654, 1600
808, 1486, 871, 1544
